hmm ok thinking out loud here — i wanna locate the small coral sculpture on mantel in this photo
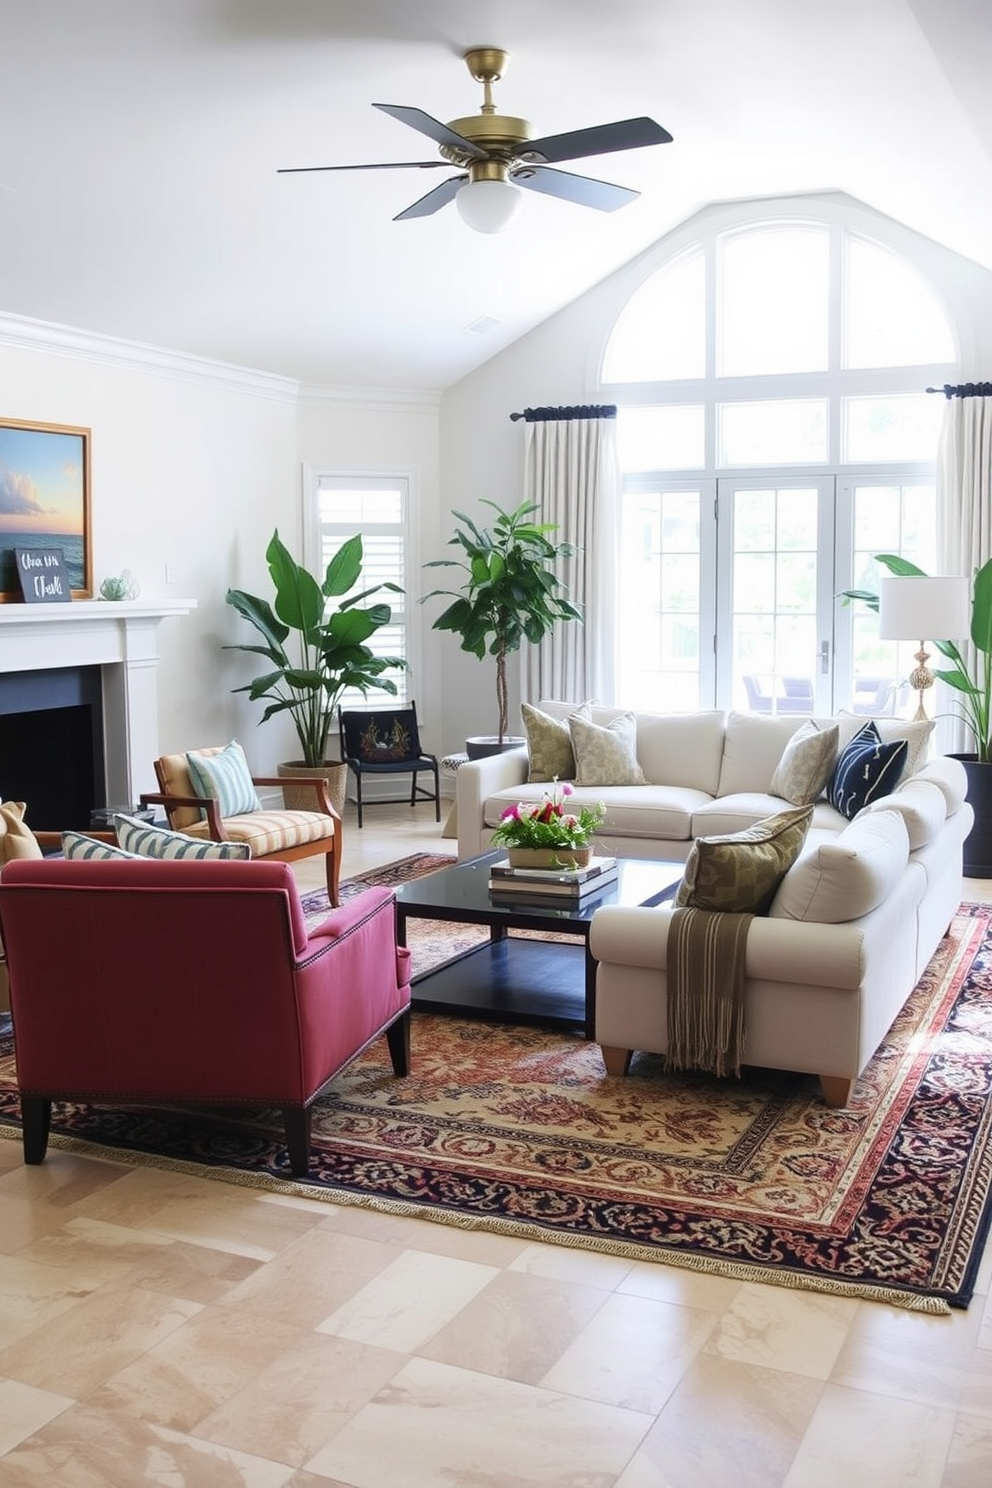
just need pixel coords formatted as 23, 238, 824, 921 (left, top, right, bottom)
490, 779, 606, 869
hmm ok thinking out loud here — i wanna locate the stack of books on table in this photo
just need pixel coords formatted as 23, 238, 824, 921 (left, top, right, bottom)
488, 855, 619, 910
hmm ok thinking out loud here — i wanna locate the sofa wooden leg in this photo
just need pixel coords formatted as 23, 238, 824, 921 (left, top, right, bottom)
601, 1045, 632, 1077
386, 1010, 411, 1076
21, 1095, 52, 1164
283, 1106, 312, 1177
819, 1075, 853, 1108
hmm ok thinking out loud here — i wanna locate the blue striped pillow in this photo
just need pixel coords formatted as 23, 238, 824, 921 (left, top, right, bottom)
186, 740, 262, 817
113, 814, 251, 860
827, 722, 909, 821
62, 830, 138, 861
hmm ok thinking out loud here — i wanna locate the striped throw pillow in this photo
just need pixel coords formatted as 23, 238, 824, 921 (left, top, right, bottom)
62, 831, 138, 861
827, 722, 909, 821
114, 814, 251, 860
186, 740, 262, 818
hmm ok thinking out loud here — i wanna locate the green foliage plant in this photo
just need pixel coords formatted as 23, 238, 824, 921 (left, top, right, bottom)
225, 529, 406, 767
422, 499, 582, 743
842, 553, 992, 761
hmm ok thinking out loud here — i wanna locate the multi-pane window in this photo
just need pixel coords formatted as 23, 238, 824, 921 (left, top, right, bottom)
310, 474, 409, 711
601, 210, 959, 715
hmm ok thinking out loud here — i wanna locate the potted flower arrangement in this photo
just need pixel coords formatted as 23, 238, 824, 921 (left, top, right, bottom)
490, 779, 606, 869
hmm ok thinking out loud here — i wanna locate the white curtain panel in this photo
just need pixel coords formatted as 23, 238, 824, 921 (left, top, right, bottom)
521, 410, 621, 706
936, 389, 992, 754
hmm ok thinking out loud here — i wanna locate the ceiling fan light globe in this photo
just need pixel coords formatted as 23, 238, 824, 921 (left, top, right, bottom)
455, 178, 522, 233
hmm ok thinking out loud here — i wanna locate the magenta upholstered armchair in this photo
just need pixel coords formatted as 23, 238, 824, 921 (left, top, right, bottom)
0, 857, 412, 1177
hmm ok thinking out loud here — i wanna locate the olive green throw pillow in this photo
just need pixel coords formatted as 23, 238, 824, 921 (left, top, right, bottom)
770, 720, 840, 806
675, 805, 814, 914
522, 701, 592, 782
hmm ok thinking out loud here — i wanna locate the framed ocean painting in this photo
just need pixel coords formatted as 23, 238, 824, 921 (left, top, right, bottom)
0, 419, 92, 600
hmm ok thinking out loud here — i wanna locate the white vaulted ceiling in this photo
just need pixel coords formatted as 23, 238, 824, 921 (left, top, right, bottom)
0, 0, 989, 390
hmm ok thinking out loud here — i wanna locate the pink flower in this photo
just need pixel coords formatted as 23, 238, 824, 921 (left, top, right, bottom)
560, 782, 574, 798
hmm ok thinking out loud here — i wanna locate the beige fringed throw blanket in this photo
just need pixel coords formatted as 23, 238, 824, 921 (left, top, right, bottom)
667, 907, 753, 1078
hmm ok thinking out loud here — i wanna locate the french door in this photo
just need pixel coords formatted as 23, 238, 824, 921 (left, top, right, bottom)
617, 471, 935, 715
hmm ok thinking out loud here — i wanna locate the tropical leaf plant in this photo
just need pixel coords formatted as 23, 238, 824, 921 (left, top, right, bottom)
225, 530, 406, 766
842, 553, 992, 761
422, 499, 582, 743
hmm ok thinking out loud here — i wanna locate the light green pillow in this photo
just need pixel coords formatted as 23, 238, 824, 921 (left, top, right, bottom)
569, 712, 647, 787
522, 701, 591, 782
770, 720, 839, 806
114, 814, 251, 861
676, 805, 814, 914
186, 740, 261, 817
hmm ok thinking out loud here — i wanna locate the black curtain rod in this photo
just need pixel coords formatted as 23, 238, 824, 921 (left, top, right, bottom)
509, 404, 618, 422
925, 382, 992, 398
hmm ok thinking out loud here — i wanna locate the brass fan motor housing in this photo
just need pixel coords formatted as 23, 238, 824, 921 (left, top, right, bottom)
443, 46, 533, 162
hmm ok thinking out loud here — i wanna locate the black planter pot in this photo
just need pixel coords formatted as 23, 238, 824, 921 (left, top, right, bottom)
949, 753, 992, 877
465, 735, 526, 761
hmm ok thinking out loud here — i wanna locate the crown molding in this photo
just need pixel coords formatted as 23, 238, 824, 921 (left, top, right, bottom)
298, 383, 443, 413
0, 312, 300, 403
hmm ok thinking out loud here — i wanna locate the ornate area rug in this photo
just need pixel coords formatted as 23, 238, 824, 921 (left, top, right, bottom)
1, 858, 991, 1313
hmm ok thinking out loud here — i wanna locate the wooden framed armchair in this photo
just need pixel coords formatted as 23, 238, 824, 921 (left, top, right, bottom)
0, 857, 412, 1176
141, 745, 343, 904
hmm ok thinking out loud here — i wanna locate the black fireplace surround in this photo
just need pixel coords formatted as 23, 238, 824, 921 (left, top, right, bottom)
0, 666, 105, 830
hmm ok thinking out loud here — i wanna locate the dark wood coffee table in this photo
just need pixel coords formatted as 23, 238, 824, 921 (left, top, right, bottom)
393, 850, 684, 1039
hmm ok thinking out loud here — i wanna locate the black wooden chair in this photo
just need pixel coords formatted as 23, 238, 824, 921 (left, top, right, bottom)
338, 703, 441, 829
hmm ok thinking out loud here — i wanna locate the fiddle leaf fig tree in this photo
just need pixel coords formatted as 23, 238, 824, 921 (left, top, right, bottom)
225, 529, 406, 767
422, 499, 582, 743
842, 552, 992, 761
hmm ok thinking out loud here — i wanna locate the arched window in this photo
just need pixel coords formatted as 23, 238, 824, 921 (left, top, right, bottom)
600, 203, 959, 715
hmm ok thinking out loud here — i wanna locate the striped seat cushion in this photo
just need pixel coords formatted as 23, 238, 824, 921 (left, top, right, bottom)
178, 809, 336, 858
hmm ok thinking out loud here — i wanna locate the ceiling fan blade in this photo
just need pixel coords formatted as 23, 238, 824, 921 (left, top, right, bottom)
278, 161, 452, 175
519, 116, 672, 165
513, 165, 639, 212
373, 103, 489, 160
393, 174, 467, 221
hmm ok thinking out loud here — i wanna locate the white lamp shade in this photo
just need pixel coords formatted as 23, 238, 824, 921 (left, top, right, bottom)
877, 574, 971, 642
455, 178, 523, 233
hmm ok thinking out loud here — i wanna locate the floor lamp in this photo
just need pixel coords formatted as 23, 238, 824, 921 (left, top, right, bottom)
878, 575, 971, 721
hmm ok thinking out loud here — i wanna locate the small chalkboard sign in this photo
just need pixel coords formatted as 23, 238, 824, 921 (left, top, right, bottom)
14, 547, 71, 603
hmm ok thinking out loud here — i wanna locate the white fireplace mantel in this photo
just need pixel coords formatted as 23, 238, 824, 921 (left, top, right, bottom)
0, 597, 197, 808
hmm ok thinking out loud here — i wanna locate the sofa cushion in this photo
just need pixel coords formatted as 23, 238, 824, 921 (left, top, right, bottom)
632, 710, 727, 793
675, 804, 814, 914
0, 802, 43, 864
770, 807, 910, 923
856, 777, 947, 851
836, 713, 934, 778
484, 783, 704, 843
114, 814, 252, 860
521, 700, 591, 782
186, 740, 262, 817
569, 713, 648, 786
913, 755, 968, 815
717, 712, 810, 796
769, 720, 840, 806
827, 721, 909, 819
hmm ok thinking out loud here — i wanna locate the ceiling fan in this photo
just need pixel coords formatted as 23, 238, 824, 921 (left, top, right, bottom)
278, 47, 673, 233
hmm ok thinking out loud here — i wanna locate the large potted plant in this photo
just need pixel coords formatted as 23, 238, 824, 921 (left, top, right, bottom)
225, 529, 405, 810
842, 552, 992, 873
423, 499, 582, 757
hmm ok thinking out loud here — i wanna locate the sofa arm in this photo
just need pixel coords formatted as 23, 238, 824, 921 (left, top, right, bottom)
456, 746, 529, 859
589, 904, 869, 990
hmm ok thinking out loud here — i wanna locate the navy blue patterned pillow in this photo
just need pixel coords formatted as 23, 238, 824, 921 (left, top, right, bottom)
827, 722, 909, 820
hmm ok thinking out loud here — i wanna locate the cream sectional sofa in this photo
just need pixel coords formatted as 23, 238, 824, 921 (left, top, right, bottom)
456, 702, 973, 1106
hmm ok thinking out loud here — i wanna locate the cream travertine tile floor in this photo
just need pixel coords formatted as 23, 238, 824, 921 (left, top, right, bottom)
1, 803, 991, 1486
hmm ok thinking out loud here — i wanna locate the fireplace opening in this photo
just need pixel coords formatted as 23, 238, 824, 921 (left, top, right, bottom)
0, 667, 105, 831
